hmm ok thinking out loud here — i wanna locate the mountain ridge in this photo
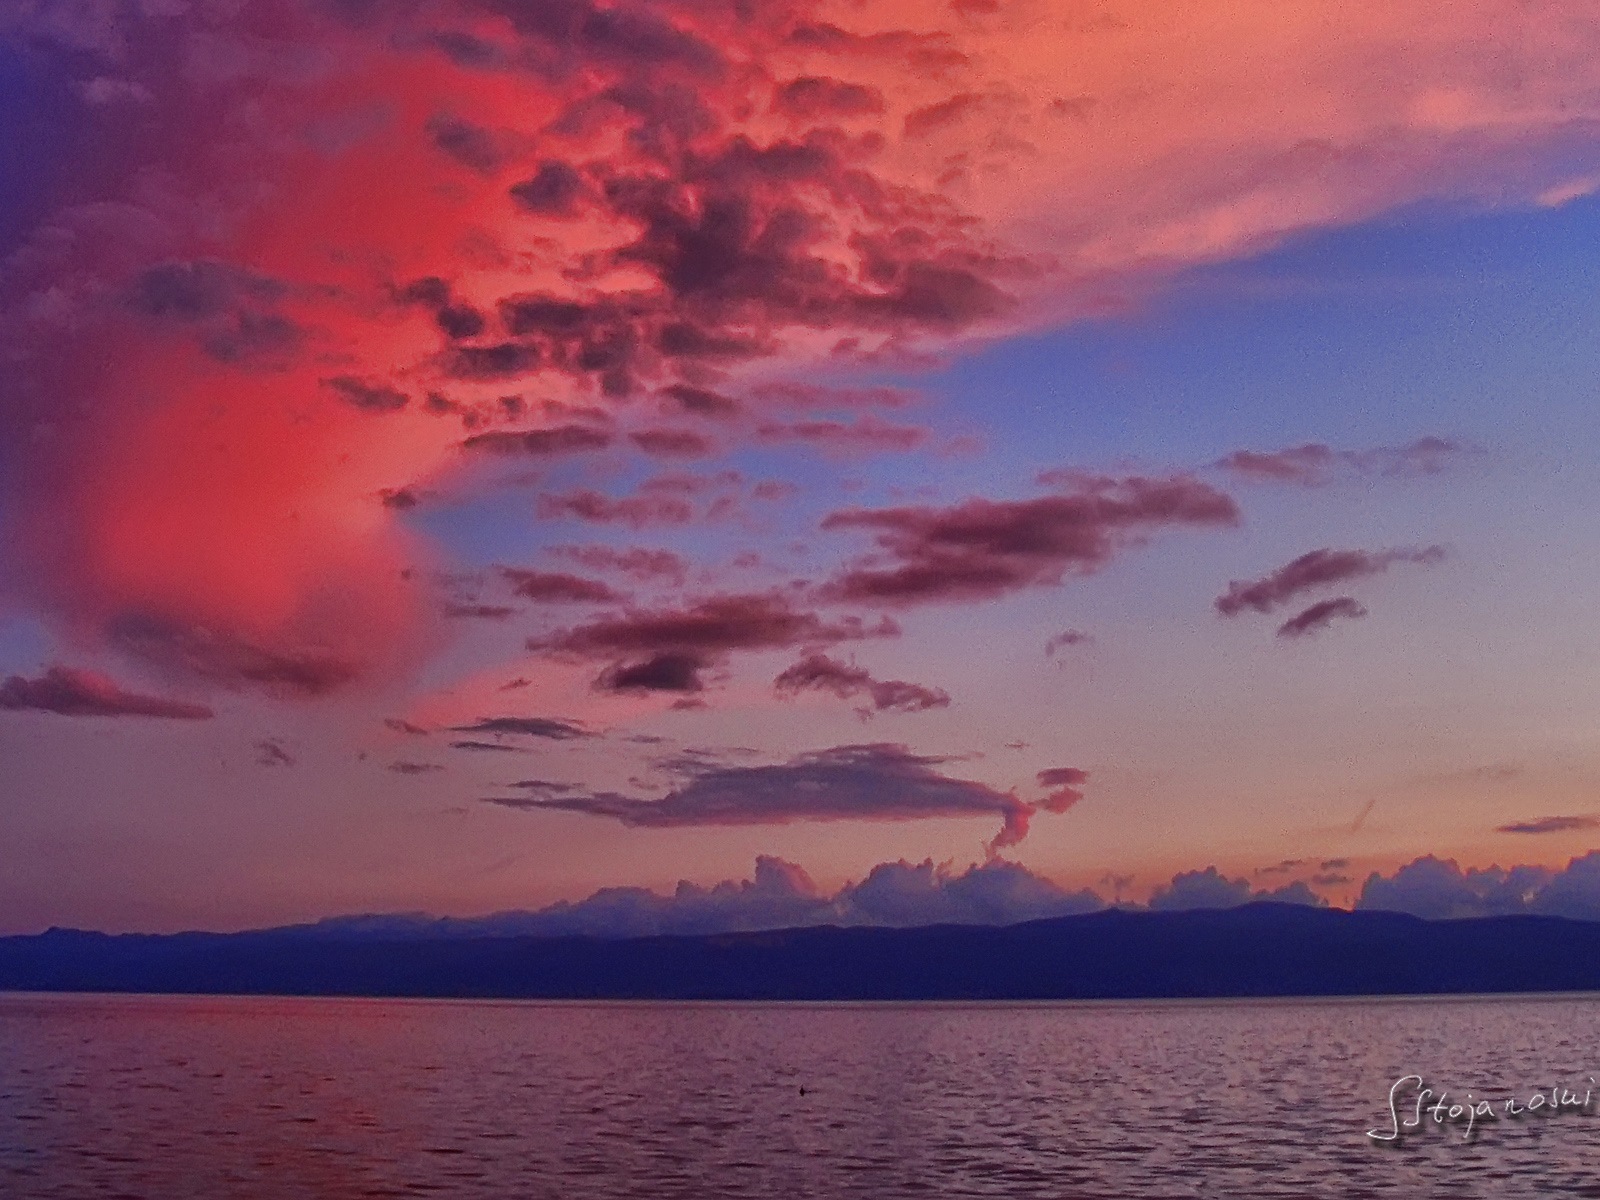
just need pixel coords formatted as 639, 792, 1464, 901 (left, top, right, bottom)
7, 903, 1600, 1001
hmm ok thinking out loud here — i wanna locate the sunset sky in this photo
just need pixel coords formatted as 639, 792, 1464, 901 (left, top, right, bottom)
4, 0, 1600, 933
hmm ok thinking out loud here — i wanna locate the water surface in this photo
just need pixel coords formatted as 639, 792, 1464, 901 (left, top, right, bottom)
4, 992, 1600, 1197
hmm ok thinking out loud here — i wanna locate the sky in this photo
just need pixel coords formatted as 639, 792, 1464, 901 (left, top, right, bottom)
3, 0, 1600, 934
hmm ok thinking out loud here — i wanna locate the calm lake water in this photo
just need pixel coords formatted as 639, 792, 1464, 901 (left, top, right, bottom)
4, 992, 1600, 1197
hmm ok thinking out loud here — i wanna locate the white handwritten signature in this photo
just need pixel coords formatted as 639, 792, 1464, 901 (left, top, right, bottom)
1369, 1074, 1597, 1142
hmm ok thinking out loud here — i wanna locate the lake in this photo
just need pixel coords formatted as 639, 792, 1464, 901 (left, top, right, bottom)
3, 992, 1599, 1197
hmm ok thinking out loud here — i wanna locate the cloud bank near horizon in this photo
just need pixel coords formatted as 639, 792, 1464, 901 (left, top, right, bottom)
280, 851, 1600, 940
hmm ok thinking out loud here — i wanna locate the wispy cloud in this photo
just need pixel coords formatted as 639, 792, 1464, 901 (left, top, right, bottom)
1217, 546, 1445, 616
484, 742, 1076, 854
0, 667, 213, 720
1276, 597, 1368, 638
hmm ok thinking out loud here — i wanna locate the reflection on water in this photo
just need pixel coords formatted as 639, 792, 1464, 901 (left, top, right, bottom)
3, 992, 1600, 1197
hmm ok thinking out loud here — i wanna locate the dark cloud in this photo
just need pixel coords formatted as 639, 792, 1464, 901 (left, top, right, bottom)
125, 261, 283, 317
1216, 546, 1446, 616
203, 311, 304, 364
773, 653, 949, 713
533, 592, 896, 662
549, 545, 688, 584
123, 260, 302, 364
510, 161, 587, 216
508, 779, 579, 794
499, 568, 622, 604
443, 603, 517, 620
388, 761, 443, 775
126, 261, 281, 321
1214, 437, 1467, 486
1497, 815, 1600, 835
444, 342, 543, 381
462, 424, 614, 456
1255, 858, 1307, 877
450, 716, 593, 740
485, 742, 1051, 853
660, 383, 741, 418
436, 304, 488, 340
0, 666, 213, 720
452, 740, 528, 752
756, 415, 926, 453
482, 0, 728, 79
109, 616, 359, 698
1276, 596, 1368, 638
323, 375, 409, 414
629, 428, 714, 458
384, 718, 430, 736
426, 113, 507, 172
455, 108, 1020, 400
394, 275, 487, 340
381, 487, 420, 510
750, 382, 917, 409
255, 738, 295, 767
598, 651, 709, 694
772, 76, 886, 119
821, 476, 1239, 606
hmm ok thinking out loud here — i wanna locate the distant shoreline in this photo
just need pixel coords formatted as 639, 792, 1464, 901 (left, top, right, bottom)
7, 904, 1600, 1003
